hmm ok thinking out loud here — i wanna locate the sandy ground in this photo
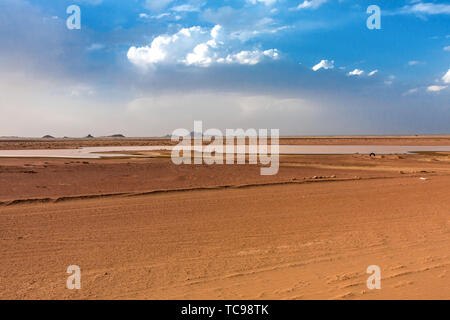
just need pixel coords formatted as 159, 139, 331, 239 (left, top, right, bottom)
0, 139, 449, 299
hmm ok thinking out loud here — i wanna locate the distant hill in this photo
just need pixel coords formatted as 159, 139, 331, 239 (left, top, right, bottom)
109, 134, 125, 138
42, 135, 55, 139
85, 134, 94, 138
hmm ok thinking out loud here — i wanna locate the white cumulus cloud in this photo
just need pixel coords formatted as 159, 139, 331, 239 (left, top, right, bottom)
427, 85, 447, 92
127, 25, 279, 68
402, 3, 450, 15
184, 43, 214, 67
170, 4, 201, 12
443, 69, 450, 83
128, 27, 201, 67
219, 49, 279, 65
403, 88, 419, 96
295, 0, 328, 11
368, 70, 378, 76
312, 59, 334, 71
348, 69, 364, 76
247, 0, 277, 5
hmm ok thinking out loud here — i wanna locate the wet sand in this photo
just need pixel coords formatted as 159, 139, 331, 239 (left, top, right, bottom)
0, 138, 449, 299
2, 145, 450, 158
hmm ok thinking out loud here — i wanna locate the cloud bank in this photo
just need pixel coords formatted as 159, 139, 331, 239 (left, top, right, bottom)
127, 25, 279, 68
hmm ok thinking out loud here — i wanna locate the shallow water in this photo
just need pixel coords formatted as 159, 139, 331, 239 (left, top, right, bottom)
280, 145, 450, 155
0, 145, 450, 158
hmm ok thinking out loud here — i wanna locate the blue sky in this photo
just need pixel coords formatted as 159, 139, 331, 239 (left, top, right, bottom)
0, 0, 449, 136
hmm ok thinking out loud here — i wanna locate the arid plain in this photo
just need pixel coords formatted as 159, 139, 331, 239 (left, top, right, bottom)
0, 136, 449, 299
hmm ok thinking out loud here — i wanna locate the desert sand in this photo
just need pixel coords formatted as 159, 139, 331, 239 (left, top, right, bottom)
0, 137, 449, 299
